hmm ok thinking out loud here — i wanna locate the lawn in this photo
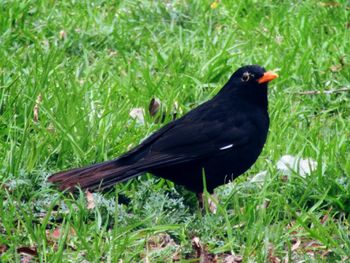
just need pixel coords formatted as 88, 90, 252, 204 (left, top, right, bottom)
1, 0, 350, 262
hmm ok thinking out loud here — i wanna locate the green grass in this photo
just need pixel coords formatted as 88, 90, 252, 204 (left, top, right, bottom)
1, 0, 350, 261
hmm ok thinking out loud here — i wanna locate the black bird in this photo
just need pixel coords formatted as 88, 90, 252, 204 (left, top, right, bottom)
49, 65, 278, 197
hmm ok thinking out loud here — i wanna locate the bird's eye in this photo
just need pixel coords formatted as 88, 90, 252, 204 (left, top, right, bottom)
241, 72, 251, 82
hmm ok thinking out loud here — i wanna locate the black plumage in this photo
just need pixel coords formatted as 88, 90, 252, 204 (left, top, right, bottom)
48, 65, 278, 194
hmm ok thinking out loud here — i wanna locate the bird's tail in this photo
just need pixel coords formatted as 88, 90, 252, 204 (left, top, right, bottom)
48, 159, 141, 191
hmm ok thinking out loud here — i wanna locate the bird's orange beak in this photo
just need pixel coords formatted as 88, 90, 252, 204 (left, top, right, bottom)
257, 71, 279, 84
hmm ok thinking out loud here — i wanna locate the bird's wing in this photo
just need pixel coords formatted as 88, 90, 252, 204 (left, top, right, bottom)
120, 96, 228, 158
131, 119, 252, 169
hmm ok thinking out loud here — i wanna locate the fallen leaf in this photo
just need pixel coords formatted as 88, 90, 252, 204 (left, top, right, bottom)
232, 223, 245, 229
191, 236, 202, 258
46, 227, 76, 241
145, 233, 180, 261
147, 233, 176, 250
50, 228, 61, 240
268, 245, 281, 263
320, 207, 332, 225
17, 247, 37, 263
256, 199, 271, 210
148, 98, 161, 117
321, 249, 332, 257
172, 101, 182, 120
33, 94, 42, 123
17, 247, 38, 256
208, 194, 218, 214
0, 244, 8, 254
129, 108, 145, 125
276, 155, 317, 178
250, 171, 267, 184
172, 252, 181, 261
330, 64, 342, 72
224, 254, 243, 263
291, 238, 301, 251
47, 123, 56, 133
319, 2, 341, 7
275, 35, 283, 45
109, 50, 117, 57
86, 191, 95, 210
59, 30, 67, 40
304, 240, 323, 251
191, 236, 217, 263
20, 254, 34, 263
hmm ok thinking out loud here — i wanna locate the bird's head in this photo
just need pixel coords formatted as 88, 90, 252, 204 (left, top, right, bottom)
230, 65, 278, 88
219, 65, 278, 108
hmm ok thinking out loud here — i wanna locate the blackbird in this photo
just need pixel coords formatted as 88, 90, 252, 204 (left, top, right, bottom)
49, 65, 278, 196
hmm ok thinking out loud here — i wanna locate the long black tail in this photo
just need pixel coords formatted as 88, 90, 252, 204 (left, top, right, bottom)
48, 160, 141, 191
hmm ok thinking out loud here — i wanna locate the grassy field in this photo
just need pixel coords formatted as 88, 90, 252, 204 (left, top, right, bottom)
1, 0, 350, 262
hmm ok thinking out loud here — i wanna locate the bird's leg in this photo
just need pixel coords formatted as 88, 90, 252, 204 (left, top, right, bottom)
197, 192, 218, 214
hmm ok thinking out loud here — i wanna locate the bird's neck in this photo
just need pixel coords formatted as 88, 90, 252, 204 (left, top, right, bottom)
218, 84, 269, 111
241, 87, 269, 111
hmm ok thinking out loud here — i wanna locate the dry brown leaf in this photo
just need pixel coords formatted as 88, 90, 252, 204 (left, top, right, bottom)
319, 2, 341, 7
304, 240, 323, 252
51, 228, 61, 240
148, 98, 161, 117
208, 194, 218, 214
291, 238, 301, 251
129, 108, 145, 124
20, 254, 34, 263
191, 236, 202, 258
33, 94, 42, 122
17, 247, 37, 256
47, 123, 56, 133
224, 254, 243, 263
172, 252, 181, 261
0, 244, 8, 255
17, 247, 37, 263
232, 223, 245, 229
268, 245, 281, 263
320, 207, 332, 224
172, 101, 182, 120
330, 64, 342, 72
275, 35, 283, 45
86, 191, 95, 210
46, 227, 76, 241
205, 254, 218, 263
109, 50, 117, 57
321, 249, 332, 257
145, 233, 180, 261
257, 199, 271, 210
191, 236, 217, 263
59, 30, 67, 40
320, 214, 329, 224
147, 233, 175, 250
269, 255, 281, 263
